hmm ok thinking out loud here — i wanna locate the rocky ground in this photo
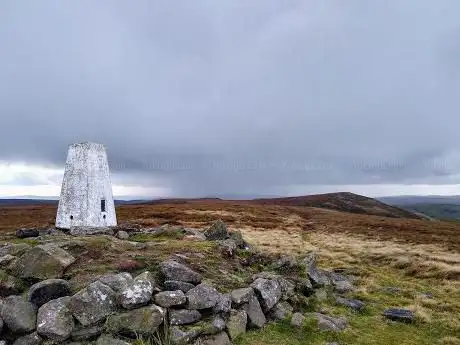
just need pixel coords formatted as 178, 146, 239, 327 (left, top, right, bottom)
0, 201, 459, 345
0, 221, 424, 345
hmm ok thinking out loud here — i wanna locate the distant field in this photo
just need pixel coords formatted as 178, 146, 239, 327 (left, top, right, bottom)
401, 203, 460, 221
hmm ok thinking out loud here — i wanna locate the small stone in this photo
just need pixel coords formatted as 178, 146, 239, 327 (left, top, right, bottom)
0, 295, 37, 334
242, 293, 266, 329
28, 279, 72, 307
229, 230, 245, 248
164, 280, 195, 293
383, 308, 415, 323
12, 332, 43, 345
169, 309, 202, 325
301, 254, 331, 287
69, 226, 114, 236
186, 284, 220, 310
16, 228, 40, 238
155, 290, 186, 307
231, 287, 254, 305
204, 220, 229, 240
218, 239, 237, 257
37, 296, 74, 342
159, 260, 202, 284
226, 309, 247, 340
307, 313, 348, 332
116, 230, 130, 240
335, 296, 365, 311
291, 313, 305, 327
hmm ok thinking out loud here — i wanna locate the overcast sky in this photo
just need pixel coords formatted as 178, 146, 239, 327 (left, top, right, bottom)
1, 1, 460, 198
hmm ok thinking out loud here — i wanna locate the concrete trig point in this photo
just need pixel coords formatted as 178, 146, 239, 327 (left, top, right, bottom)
56, 142, 117, 229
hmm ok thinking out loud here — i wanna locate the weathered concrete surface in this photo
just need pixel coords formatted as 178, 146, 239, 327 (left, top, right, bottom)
56, 142, 117, 229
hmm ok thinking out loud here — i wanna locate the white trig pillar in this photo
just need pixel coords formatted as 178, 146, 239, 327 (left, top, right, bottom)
56, 142, 117, 229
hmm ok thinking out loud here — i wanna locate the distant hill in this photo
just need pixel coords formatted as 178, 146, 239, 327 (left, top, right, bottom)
0, 199, 146, 206
397, 204, 460, 221
250, 192, 422, 219
378, 195, 460, 206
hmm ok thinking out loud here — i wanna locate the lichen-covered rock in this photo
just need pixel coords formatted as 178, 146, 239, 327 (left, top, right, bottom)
0, 243, 31, 257
155, 290, 186, 308
0, 295, 37, 334
37, 297, 74, 342
213, 293, 231, 314
12, 332, 43, 345
291, 312, 305, 327
229, 230, 246, 248
169, 309, 202, 325
71, 322, 105, 341
105, 305, 164, 337
119, 271, 156, 309
97, 272, 133, 292
96, 334, 132, 345
231, 287, 253, 305
170, 326, 202, 345
187, 284, 220, 310
28, 279, 72, 307
159, 260, 202, 284
11, 244, 76, 280
242, 293, 266, 329
307, 313, 347, 332
251, 278, 281, 311
194, 332, 232, 345
226, 309, 247, 340
271, 301, 293, 320
0, 269, 25, 297
200, 316, 226, 335
204, 220, 229, 240
164, 280, 195, 293
69, 281, 118, 326
218, 239, 237, 257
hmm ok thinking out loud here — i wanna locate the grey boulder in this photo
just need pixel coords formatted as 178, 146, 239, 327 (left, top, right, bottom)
242, 293, 266, 329
194, 332, 232, 345
271, 301, 294, 320
37, 297, 74, 342
0, 295, 37, 334
159, 260, 202, 284
119, 271, 156, 309
11, 244, 76, 280
96, 334, 132, 345
251, 278, 282, 311
307, 313, 347, 332
231, 287, 253, 305
164, 280, 195, 293
187, 284, 220, 310
291, 313, 305, 327
213, 293, 231, 314
69, 281, 118, 326
383, 308, 415, 323
336, 296, 365, 311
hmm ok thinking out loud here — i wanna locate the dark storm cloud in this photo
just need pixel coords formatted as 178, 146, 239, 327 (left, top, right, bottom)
1, 0, 460, 196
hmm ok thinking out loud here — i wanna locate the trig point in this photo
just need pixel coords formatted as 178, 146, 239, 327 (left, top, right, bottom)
56, 142, 117, 229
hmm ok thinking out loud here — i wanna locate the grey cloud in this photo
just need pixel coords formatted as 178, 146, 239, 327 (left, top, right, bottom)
1, 0, 460, 196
